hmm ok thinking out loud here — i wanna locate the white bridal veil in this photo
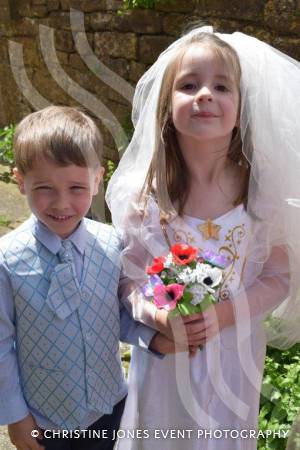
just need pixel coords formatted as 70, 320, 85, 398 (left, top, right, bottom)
106, 26, 300, 350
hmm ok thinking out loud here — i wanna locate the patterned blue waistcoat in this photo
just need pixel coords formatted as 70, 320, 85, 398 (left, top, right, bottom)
2, 219, 126, 428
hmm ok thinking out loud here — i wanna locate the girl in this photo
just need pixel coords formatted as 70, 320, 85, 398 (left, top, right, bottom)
107, 27, 300, 449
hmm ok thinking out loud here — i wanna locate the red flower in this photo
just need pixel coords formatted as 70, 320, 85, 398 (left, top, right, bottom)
171, 243, 198, 265
147, 256, 166, 275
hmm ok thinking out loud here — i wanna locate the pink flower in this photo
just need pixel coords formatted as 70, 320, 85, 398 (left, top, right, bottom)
153, 284, 184, 311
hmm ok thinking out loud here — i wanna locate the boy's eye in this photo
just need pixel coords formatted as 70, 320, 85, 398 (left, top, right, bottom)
35, 186, 51, 190
215, 84, 228, 92
71, 186, 86, 191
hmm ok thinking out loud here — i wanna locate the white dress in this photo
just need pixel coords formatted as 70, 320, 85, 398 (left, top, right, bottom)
116, 204, 267, 450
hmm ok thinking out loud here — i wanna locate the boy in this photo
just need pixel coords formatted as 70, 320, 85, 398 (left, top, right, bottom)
0, 106, 171, 450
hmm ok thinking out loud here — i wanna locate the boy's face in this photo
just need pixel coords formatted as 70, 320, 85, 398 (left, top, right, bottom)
14, 158, 104, 239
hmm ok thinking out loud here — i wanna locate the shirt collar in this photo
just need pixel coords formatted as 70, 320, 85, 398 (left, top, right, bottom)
30, 215, 87, 256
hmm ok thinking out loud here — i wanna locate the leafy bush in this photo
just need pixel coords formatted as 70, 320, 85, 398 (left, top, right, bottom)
0, 125, 15, 167
121, 0, 174, 10
258, 344, 300, 449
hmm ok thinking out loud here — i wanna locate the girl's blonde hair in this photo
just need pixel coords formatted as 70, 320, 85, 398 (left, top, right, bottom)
140, 32, 249, 221
13, 106, 102, 173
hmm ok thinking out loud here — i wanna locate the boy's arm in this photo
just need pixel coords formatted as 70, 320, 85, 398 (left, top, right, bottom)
118, 303, 187, 355
0, 254, 29, 425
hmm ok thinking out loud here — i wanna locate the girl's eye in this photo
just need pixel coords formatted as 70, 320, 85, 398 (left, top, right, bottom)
215, 84, 228, 92
181, 83, 197, 91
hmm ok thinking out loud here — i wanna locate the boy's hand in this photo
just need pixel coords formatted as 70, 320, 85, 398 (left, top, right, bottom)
149, 332, 197, 358
8, 413, 45, 450
155, 309, 187, 343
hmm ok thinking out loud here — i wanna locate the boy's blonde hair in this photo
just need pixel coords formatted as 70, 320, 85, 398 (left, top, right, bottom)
13, 106, 102, 173
141, 33, 249, 220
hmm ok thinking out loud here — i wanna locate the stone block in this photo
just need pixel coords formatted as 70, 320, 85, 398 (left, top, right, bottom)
106, 0, 123, 11
273, 37, 300, 60
49, 12, 72, 30
101, 125, 119, 155
46, 0, 60, 10
0, 63, 25, 124
103, 144, 119, 162
101, 56, 129, 80
155, 0, 196, 13
81, 0, 106, 12
66, 66, 108, 97
73, 31, 94, 53
8, 36, 43, 68
88, 12, 113, 31
69, 53, 87, 70
196, 0, 265, 21
17, 3, 32, 16
32, 0, 47, 5
60, 0, 81, 10
138, 35, 173, 64
33, 68, 70, 103
55, 29, 74, 52
112, 10, 163, 34
109, 100, 129, 124
163, 13, 196, 36
4, 19, 38, 37
30, 5, 48, 17
264, 1, 300, 34
23, 39, 42, 68
0, 5, 10, 22
108, 88, 131, 106
92, 78, 110, 99
129, 60, 146, 83
95, 31, 137, 60
0, 38, 8, 61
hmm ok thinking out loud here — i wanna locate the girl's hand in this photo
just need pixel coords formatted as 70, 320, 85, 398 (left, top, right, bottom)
182, 301, 235, 346
8, 413, 45, 450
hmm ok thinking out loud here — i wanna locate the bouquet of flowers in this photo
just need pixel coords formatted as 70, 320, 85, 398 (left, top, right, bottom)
143, 244, 228, 319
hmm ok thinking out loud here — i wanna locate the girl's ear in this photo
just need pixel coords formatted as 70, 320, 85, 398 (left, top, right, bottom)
13, 167, 26, 194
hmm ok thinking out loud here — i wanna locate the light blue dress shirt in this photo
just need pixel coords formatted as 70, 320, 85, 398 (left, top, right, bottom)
0, 216, 156, 430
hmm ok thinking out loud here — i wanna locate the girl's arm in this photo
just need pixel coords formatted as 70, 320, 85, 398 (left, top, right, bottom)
183, 245, 290, 346
117, 199, 164, 329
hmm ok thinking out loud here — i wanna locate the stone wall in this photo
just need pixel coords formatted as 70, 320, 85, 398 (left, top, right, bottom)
0, 0, 300, 219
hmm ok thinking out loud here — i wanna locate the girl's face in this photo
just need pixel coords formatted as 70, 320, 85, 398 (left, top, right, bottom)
171, 45, 240, 146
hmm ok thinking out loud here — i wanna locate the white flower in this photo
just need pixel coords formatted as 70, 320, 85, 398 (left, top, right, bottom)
164, 253, 173, 268
190, 285, 208, 305
177, 267, 194, 284
196, 265, 223, 288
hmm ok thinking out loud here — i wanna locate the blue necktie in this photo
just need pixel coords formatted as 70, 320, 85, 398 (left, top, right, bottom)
46, 240, 81, 320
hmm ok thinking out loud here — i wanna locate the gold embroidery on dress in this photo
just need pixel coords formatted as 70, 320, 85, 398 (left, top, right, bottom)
173, 229, 197, 246
171, 223, 246, 301
219, 224, 246, 300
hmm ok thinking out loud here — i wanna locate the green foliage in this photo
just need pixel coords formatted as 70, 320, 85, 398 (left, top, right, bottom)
121, 0, 174, 10
104, 159, 117, 184
258, 344, 300, 449
0, 125, 15, 167
0, 215, 12, 227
